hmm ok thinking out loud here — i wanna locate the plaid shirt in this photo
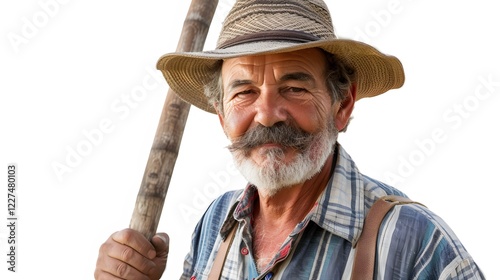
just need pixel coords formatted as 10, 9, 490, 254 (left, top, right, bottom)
180, 144, 484, 279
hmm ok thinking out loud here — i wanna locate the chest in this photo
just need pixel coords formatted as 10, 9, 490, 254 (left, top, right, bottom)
252, 229, 290, 272
243, 223, 354, 279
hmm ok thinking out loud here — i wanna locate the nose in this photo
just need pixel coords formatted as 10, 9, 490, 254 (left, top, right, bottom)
253, 88, 288, 127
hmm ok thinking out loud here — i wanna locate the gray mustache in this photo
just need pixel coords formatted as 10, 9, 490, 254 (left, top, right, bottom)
227, 122, 314, 153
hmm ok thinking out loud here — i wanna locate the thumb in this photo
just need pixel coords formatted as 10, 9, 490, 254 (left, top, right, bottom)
151, 233, 169, 258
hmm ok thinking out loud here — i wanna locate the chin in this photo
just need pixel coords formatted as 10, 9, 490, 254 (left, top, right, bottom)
234, 145, 329, 197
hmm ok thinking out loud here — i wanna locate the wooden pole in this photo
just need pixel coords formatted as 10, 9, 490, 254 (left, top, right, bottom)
129, 0, 219, 241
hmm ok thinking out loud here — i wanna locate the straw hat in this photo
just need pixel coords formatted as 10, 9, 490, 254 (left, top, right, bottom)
157, 0, 405, 114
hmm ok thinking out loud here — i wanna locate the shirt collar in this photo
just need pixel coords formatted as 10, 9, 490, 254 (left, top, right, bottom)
309, 143, 366, 245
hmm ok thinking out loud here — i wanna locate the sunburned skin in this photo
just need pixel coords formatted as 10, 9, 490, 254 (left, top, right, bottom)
217, 48, 355, 272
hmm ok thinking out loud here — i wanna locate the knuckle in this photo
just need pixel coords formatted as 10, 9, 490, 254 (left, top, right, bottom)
112, 228, 134, 244
115, 261, 130, 278
94, 268, 106, 280
121, 246, 135, 262
98, 241, 110, 254
117, 228, 134, 243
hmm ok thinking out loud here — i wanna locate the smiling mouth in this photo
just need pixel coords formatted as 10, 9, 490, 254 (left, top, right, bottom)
256, 143, 294, 155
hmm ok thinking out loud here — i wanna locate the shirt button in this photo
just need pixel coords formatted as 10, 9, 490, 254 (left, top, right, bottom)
241, 247, 249, 255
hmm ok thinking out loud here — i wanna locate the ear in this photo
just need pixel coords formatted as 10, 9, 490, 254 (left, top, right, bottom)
214, 103, 225, 129
334, 84, 356, 131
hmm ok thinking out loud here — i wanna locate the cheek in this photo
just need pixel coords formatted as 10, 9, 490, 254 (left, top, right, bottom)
289, 98, 332, 133
222, 106, 253, 140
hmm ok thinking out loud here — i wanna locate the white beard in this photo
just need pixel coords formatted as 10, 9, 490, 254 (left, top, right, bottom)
231, 120, 338, 197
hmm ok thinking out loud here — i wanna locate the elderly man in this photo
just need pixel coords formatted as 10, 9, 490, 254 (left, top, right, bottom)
95, 0, 484, 279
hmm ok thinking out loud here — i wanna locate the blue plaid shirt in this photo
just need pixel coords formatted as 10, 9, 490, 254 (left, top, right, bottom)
180, 144, 484, 279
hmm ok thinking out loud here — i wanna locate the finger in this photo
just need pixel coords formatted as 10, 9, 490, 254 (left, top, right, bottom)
96, 253, 150, 280
112, 229, 156, 259
103, 240, 156, 275
151, 233, 169, 258
96, 240, 149, 280
94, 269, 123, 280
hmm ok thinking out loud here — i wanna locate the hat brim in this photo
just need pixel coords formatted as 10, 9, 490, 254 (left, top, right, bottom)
156, 39, 405, 114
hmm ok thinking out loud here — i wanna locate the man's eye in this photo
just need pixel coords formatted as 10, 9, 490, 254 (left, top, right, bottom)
236, 89, 255, 96
283, 87, 307, 94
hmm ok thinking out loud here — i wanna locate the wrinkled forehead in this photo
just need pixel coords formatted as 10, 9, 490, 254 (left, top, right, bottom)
221, 48, 328, 81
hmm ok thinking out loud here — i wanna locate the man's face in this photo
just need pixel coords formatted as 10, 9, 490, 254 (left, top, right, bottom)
217, 48, 341, 195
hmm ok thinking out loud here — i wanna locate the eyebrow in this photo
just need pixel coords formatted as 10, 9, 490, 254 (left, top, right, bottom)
279, 72, 315, 83
227, 79, 253, 91
226, 72, 315, 91
227, 80, 253, 94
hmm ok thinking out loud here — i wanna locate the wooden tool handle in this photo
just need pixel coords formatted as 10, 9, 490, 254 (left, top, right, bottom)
129, 0, 219, 241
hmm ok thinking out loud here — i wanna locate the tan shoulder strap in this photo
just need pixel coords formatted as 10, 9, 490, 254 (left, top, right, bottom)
208, 223, 238, 280
351, 195, 423, 280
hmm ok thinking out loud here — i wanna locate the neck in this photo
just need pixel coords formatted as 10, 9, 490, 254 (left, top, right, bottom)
250, 153, 334, 273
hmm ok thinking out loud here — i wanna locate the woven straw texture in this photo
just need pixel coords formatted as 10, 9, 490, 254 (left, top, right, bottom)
157, 0, 405, 114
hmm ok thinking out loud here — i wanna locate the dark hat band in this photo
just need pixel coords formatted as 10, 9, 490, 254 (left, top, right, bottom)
218, 30, 321, 49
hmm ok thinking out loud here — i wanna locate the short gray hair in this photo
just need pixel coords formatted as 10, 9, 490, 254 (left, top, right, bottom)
203, 60, 224, 113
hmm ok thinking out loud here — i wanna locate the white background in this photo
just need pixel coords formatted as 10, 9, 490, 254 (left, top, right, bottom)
1, 0, 498, 279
